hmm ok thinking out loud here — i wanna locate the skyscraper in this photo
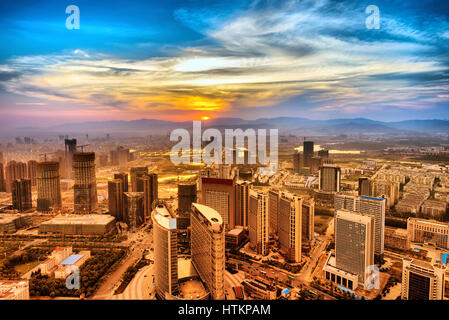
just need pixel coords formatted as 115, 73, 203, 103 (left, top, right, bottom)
130, 166, 148, 192
303, 140, 314, 168
124, 192, 145, 230
108, 179, 125, 221
201, 177, 235, 230
12, 179, 32, 212
335, 209, 374, 288
114, 172, 129, 192
268, 190, 279, 235
278, 192, 302, 263
302, 199, 315, 243
64, 138, 77, 179
73, 152, 97, 214
27, 160, 37, 186
177, 183, 197, 229
190, 203, 225, 300
334, 194, 386, 261
36, 161, 62, 212
319, 164, 341, 192
234, 180, 250, 227
292, 151, 302, 173
401, 258, 446, 300
248, 190, 269, 256
142, 173, 158, 221
152, 203, 178, 299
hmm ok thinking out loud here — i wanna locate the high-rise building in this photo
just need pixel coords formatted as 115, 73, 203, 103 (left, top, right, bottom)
335, 209, 374, 288
114, 172, 129, 192
36, 162, 62, 212
358, 178, 373, 196
310, 156, 322, 173
302, 199, 315, 243
201, 178, 235, 230
73, 152, 97, 214
278, 192, 302, 263
5, 161, 27, 193
27, 160, 37, 186
141, 173, 158, 221
356, 196, 386, 261
108, 179, 125, 221
318, 149, 329, 158
303, 140, 314, 167
190, 203, 225, 300
319, 164, 341, 192
234, 180, 250, 227
124, 192, 145, 230
152, 203, 178, 299
64, 138, 77, 179
334, 194, 385, 261
268, 190, 279, 235
248, 190, 269, 256
12, 179, 32, 212
178, 183, 197, 214
401, 258, 446, 300
292, 152, 302, 173
0, 163, 5, 192
130, 166, 148, 192
177, 183, 197, 229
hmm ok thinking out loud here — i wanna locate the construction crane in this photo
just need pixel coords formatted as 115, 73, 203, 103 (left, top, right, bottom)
76, 144, 90, 152
39, 152, 57, 161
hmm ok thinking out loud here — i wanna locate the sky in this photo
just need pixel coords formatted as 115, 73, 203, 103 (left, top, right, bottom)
0, 0, 448, 128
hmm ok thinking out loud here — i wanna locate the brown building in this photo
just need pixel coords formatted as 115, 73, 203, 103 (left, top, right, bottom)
36, 161, 62, 212
302, 199, 315, 243
268, 190, 279, 235
27, 160, 37, 186
108, 179, 125, 221
5, 161, 27, 193
0, 162, 5, 192
141, 173, 158, 221
201, 177, 235, 230
73, 152, 97, 214
12, 179, 32, 212
130, 166, 148, 192
124, 192, 145, 230
234, 180, 250, 227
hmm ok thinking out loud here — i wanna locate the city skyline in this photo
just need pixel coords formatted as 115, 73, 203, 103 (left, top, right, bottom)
0, 0, 448, 128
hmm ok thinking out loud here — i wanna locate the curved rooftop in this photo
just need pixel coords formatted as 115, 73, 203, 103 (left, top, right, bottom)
191, 203, 223, 226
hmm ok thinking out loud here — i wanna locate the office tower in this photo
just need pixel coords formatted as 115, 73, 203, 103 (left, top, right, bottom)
318, 149, 329, 158
0, 150, 4, 164
373, 180, 400, 208
73, 152, 98, 214
36, 162, 62, 212
358, 178, 373, 196
130, 166, 148, 192
108, 179, 125, 221
335, 209, 374, 288
234, 180, 250, 226
310, 156, 322, 173
117, 147, 130, 167
12, 179, 32, 212
64, 138, 77, 179
190, 203, 225, 300
5, 161, 27, 193
124, 192, 145, 230
98, 154, 108, 167
401, 258, 446, 300
302, 199, 315, 243
319, 164, 341, 192
152, 203, 178, 299
292, 152, 302, 173
0, 163, 5, 192
303, 140, 314, 167
142, 173, 158, 221
268, 190, 279, 235
178, 183, 197, 214
27, 160, 37, 186
278, 192, 302, 263
201, 177, 235, 230
248, 190, 269, 256
356, 196, 386, 261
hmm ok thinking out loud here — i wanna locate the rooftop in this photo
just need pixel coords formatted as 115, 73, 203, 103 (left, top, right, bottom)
152, 204, 176, 230
41, 214, 115, 225
192, 203, 223, 226
60, 254, 84, 265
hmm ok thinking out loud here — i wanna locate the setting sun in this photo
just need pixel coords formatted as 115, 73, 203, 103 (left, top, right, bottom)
201, 116, 210, 120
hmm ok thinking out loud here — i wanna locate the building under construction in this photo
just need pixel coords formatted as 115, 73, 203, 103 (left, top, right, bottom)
73, 152, 98, 214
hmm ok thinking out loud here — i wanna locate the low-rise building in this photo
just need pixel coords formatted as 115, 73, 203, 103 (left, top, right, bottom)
385, 227, 409, 251
0, 280, 29, 300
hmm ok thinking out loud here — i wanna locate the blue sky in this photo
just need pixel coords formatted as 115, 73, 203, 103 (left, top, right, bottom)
0, 0, 448, 127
